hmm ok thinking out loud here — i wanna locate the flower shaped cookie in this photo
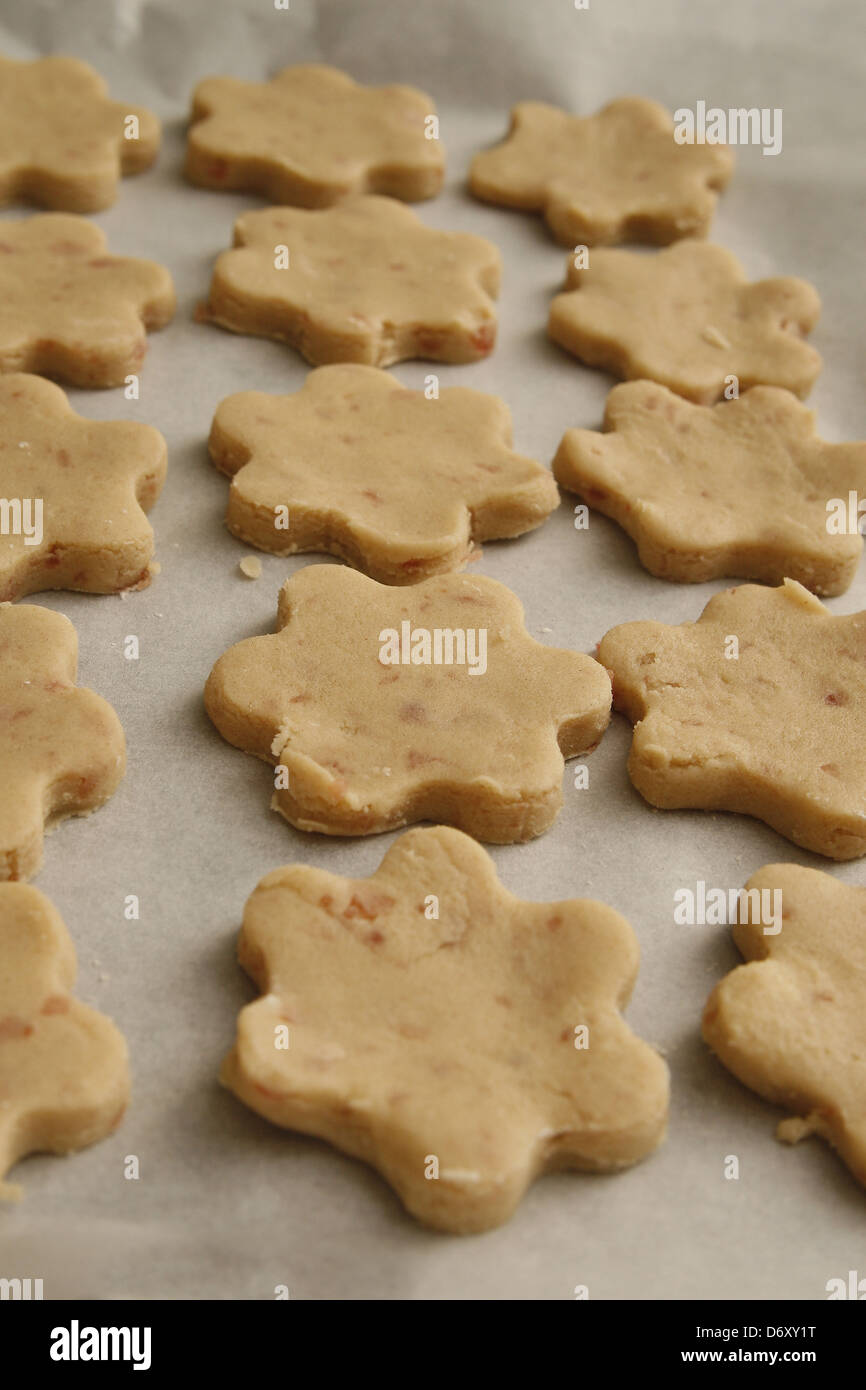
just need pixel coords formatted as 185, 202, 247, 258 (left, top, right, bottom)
202, 197, 500, 367
0, 604, 125, 881
471, 97, 733, 246
0, 883, 129, 1198
553, 381, 866, 595
222, 825, 669, 1232
186, 63, 444, 205
0, 55, 160, 212
205, 564, 611, 842
0, 374, 167, 600
210, 364, 558, 582
0, 215, 175, 388
599, 579, 866, 859
704, 864, 866, 1191
548, 241, 821, 404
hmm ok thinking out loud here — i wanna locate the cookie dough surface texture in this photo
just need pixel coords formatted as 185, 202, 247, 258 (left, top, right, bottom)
222, 825, 669, 1233
204, 564, 611, 842
703, 864, 866, 1191
0, 374, 167, 600
186, 63, 444, 205
0, 603, 126, 881
471, 97, 733, 246
548, 240, 821, 404
553, 380, 866, 595
599, 579, 866, 860
0, 215, 175, 388
203, 196, 500, 367
0, 55, 160, 212
209, 364, 558, 582
0, 883, 130, 1199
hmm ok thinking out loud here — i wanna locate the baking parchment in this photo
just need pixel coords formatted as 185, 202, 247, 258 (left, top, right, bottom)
1, 0, 865, 1300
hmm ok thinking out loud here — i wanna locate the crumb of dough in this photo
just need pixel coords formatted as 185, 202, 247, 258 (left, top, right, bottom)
776, 1114, 818, 1145
239, 556, 263, 580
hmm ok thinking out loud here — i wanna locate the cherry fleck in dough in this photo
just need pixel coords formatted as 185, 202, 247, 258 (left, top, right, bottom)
0, 604, 125, 881
548, 240, 821, 404
186, 63, 444, 205
0, 55, 160, 212
202, 197, 500, 368
471, 97, 732, 246
222, 825, 669, 1233
0, 215, 175, 388
209, 364, 558, 583
553, 380, 866, 595
0, 373, 167, 600
205, 564, 611, 842
704, 864, 866, 1191
600, 579, 866, 859
0, 883, 130, 1200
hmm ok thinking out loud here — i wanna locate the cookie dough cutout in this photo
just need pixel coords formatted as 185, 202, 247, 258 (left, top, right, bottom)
553, 381, 866, 595
186, 64, 444, 205
202, 197, 500, 367
205, 564, 611, 842
471, 97, 732, 246
599, 579, 866, 860
221, 825, 669, 1233
0, 374, 167, 600
0, 604, 126, 881
548, 241, 821, 404
210, 365, 558, 583
0, 55, 160, 213
0, 883, 130, 1199
0, 215, 175, 388
703, 864, 866, 1192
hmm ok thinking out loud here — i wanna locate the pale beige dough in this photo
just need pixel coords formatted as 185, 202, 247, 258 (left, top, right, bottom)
553, 380, 866, 595
0, 883, 130, 1199
599, 579, 866, 859
221, 825, 669, 1233
703, 864, 866, 1192
0, 215, 175, 388
210, 364, 558, 583
0, 55, 160, 212
186, 63, 444, 205
471, 97, 732, 245
0, 373, 167, 600
548, 240, 821, 404
0, 604, 125, 881
205, 564, 611, 842
202, 196, 500, 367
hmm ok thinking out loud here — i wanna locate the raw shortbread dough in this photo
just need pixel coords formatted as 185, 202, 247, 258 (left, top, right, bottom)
0, 882, 130, 1199
553, 381, 866, 595
470, 97, 733, 246
0, 215, 175, 388
202, 197, 500, 367
209, 364, 558, 583
186, 63, 444, 205
205, 564, 611, 842
0, 603, 126, 881
703, 864, 866, 1191
599, 579, 866, 860
0, 55, 160, 212
548, 240, 821, 404
0, 373, 167, 600
221, 825, 670, 1233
